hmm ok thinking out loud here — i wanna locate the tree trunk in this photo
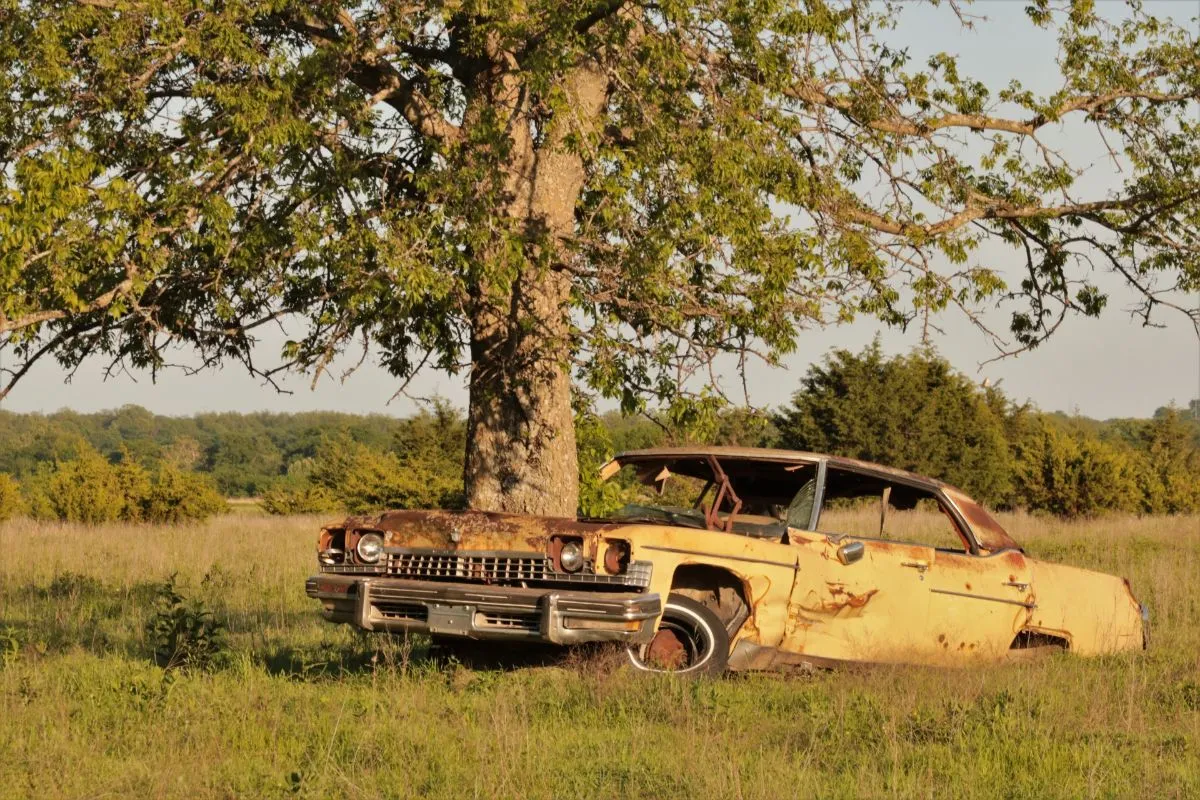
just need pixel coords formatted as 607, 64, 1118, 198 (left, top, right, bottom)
463, 66, 607, 517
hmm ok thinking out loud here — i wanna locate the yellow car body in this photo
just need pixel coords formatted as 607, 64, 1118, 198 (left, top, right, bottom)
306, 446, 1147, 672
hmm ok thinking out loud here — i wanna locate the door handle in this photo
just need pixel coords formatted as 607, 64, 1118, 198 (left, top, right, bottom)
901, 560, 929, 573
1002, 581, 1029, 591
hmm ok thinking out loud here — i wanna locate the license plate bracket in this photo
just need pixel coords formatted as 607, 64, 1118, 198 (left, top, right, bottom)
427, 604, 474, 636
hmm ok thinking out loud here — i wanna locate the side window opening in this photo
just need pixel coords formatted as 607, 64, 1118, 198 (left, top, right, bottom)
815, 467, 969, 552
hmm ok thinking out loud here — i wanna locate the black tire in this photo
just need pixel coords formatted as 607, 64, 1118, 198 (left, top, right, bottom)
627, 593, 730, 676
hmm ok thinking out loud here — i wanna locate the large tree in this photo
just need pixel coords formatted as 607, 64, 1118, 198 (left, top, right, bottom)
2, 0, 1197, 515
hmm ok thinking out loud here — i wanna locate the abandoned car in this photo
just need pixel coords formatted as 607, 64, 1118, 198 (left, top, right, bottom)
305, 446, 1149, 674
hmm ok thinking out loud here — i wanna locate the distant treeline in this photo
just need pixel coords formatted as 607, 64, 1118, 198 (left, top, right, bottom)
0, 341, 1196, 522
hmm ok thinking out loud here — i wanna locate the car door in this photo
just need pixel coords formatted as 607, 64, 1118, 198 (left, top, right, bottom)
790, 532, 939, 664
923, 548, 1035, 661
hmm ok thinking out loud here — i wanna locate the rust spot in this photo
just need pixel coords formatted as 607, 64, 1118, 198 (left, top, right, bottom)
646, 628, 687, 669
604, 540, 631, 574
826, 583, 878, 609
937, 633, 946, 643
958, 642, 965, 650
802, 583, 879, 615
965, 582, 972, 590
1001, 551, 1024, 567
944, 488, 1021, 552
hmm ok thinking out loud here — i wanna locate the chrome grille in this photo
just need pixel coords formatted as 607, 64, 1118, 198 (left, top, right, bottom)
320, 548, 653, 590
388, 552, 548, 582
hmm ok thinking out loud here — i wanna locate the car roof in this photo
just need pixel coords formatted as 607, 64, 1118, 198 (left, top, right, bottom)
609, 445, 1020, 553
611, 446, 954, 493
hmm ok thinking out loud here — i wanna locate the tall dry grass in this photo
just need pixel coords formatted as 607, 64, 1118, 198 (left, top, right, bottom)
0, 512, 1197, 799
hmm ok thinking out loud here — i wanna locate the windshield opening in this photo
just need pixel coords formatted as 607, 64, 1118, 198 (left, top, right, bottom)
593, 456, 820, 539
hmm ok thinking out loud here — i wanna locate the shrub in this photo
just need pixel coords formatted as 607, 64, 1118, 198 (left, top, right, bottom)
113, 454, 151, 520
0, 473, 24, 521
138, 467, 227, 523
1010, 420, 1142, 517
146, 575, 227, 671
30, 447, 128, 523
774, 340, 1014, 505
306, 438, 463, 513
20, 447, 227, 524
260, 483, 341, 515
1135, 409, 1200, 514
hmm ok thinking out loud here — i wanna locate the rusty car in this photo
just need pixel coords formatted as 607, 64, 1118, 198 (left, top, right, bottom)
305, 446, 1149, 674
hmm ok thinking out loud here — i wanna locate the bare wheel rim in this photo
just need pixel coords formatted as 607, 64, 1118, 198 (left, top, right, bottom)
628, 607, 715, 672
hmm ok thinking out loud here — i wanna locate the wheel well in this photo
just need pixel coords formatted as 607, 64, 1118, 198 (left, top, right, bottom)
1010, 630, 1070, 650
669, 564, 751, 637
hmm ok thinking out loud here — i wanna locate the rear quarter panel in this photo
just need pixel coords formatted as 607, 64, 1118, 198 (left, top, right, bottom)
1028, 559, 1144, 654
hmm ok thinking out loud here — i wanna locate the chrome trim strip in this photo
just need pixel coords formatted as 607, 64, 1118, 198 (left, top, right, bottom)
640, 545, 798, 570
930, 588, 1036, 608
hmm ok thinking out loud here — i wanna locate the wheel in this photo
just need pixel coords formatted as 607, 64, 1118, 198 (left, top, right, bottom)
627, 593, 730, 676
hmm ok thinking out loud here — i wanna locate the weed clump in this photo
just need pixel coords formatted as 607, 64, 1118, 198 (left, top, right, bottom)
0, 626, 20, 668
146, 575, 227, 672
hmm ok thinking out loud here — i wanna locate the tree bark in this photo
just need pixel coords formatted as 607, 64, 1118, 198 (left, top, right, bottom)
463, 66, 607, 517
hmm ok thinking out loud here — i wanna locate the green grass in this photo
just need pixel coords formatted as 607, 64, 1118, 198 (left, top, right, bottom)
1, 514, 1198, 799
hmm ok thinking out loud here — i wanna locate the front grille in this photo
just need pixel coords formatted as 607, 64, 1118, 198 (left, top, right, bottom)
388, 552, 547, 583
321, 548, 653, 590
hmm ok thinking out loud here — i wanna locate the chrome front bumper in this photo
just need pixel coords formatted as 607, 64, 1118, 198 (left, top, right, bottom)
306, 575, 661, 646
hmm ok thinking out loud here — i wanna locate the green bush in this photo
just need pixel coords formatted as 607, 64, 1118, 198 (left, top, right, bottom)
20, 446, 227, 524
26, 448, 129, 523
774, 340, 1014, 505
305, 438, 463, 513
1136, 409, 1200, 514
0, 473, 24, 521
576, 405, 628, 518
1010, 420, 1143, 517
260, 483, 341, 516
138, 467, 227, 524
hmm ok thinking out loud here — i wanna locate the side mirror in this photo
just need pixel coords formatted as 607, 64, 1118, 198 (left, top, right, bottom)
837, 541, 865, 566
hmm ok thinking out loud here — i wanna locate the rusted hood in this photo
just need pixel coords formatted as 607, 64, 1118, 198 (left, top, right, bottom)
333, 509, 622, 551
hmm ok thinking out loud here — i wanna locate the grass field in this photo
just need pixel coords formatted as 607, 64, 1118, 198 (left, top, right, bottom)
1, 512, 1198, 799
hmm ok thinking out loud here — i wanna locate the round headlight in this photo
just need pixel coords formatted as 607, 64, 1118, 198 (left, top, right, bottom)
355, 533, 384, 564
559, 541, 584, 573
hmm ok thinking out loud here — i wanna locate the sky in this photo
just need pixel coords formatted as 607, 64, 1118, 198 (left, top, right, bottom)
2, 0, 1198, 421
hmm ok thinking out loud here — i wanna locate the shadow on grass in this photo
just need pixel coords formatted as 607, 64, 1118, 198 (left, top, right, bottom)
1, 573, 163, 659
258, 635, 628, 680
2, 572, 628, 679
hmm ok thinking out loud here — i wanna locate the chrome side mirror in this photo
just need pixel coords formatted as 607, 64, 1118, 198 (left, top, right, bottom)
837, 541, 865, 565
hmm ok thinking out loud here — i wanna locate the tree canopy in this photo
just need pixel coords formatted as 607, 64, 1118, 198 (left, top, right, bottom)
2, 0, 1197, 514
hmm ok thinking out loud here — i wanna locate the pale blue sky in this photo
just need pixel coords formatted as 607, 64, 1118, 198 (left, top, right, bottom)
3, 0, 1198, 420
